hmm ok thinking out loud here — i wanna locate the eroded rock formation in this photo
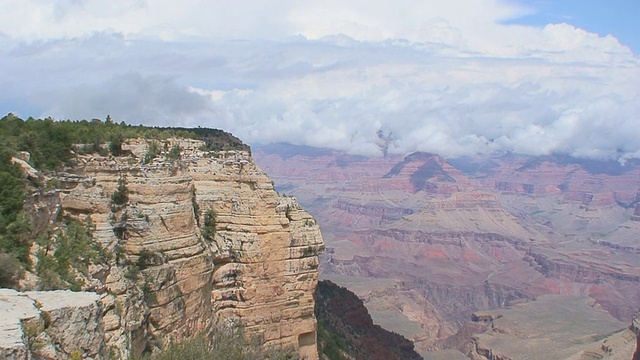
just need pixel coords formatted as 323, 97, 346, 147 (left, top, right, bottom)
468, 295, 632, 360
0, 289, 104, 359
254, 145, 640, 356
4, 138, 324, 359
315, 280, 422, 360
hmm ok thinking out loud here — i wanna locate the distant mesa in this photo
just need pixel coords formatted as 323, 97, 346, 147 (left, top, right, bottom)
254, 142, 640, 358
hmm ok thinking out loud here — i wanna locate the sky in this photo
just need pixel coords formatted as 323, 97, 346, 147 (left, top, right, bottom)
0, 0, 639, 160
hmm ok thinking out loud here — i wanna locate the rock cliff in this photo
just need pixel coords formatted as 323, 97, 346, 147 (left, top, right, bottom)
314, 280, 422, 360
3, 137, 324, 359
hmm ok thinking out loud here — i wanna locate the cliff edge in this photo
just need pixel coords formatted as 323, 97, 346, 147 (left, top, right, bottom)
0, 133, 324, 359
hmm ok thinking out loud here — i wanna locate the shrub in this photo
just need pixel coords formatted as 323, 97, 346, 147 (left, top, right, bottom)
109, 133, 124, 156
302, 246, 317, 257
0, 115, 248, 171
0, 252, 23, 288
0, 212, 33, 267
167, 144, 181, 160
124, 265, 140, 280
141, 278, 157, 305
144, 141, 160, 164
35, 219, 106, 290
114, 244, 125, 264
0, 149, 25, 233
111, 176, 128, 210
202, 210, 217, 241
137, 249, 153, 270
135, 325, 300, 360
36, 249, 66, 290
23, 320, 45, 351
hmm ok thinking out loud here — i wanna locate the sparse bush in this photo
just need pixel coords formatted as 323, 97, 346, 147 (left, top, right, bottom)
202, 210, 217, 241
285, 205, 293, 221
109, 133, 124, 156
36, 249, 66, 290
124, 265, 140, 280
111, 176, 128, 208
167, 144, 181, 160
23, 320, 45, 351
302, 246, 317, 257
0, 212, 33, 267
114, 244, 125, 264
144, 141, 160, 164
35, 218, 106, 290
0, 252, 23, 288
135, 324, 300, 360
137, 249, 153, 270
141, 277, 157, 305
55, 219, 103, 274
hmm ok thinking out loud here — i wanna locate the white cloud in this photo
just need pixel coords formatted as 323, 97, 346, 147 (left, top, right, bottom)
0, 1, 639, 160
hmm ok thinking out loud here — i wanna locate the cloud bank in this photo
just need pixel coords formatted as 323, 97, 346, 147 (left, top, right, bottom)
0, 0, 639, 160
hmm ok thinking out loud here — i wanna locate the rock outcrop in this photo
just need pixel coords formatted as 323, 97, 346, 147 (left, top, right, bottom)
315, 280, 422, 360
0, 289, 105, 359
9, 138, 324, 359
469, 295, 633, 360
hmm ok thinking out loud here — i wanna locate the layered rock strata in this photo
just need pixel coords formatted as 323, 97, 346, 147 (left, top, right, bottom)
315, 280, 422, 360
254, 145, 640, 356
12, 138, 324, 359
469, 295, 633, 360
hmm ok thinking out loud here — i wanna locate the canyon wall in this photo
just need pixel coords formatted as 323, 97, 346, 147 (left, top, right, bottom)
254, 145, 640, 357
2, 138, 324, 359
314, 280, 422, 360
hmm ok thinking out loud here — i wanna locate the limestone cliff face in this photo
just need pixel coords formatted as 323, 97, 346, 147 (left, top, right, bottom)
186, 143, 324, 359
5, 138, 324, 359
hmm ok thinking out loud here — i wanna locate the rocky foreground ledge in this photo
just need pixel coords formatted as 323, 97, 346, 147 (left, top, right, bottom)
0, 289, 103, 359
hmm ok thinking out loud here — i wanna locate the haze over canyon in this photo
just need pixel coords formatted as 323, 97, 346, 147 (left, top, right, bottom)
255, 143, 640, 359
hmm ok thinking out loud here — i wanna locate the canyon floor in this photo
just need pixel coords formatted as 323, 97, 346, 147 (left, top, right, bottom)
254, 144, 640, 359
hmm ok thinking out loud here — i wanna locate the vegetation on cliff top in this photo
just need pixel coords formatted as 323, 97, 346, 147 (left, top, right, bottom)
0, 113, 248, 288
0, 113, 248, 170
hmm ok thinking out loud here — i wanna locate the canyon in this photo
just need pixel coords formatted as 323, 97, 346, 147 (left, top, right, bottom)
2, 119, 639, 359
254, 144, 640, 359
1, 137, 324, 359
